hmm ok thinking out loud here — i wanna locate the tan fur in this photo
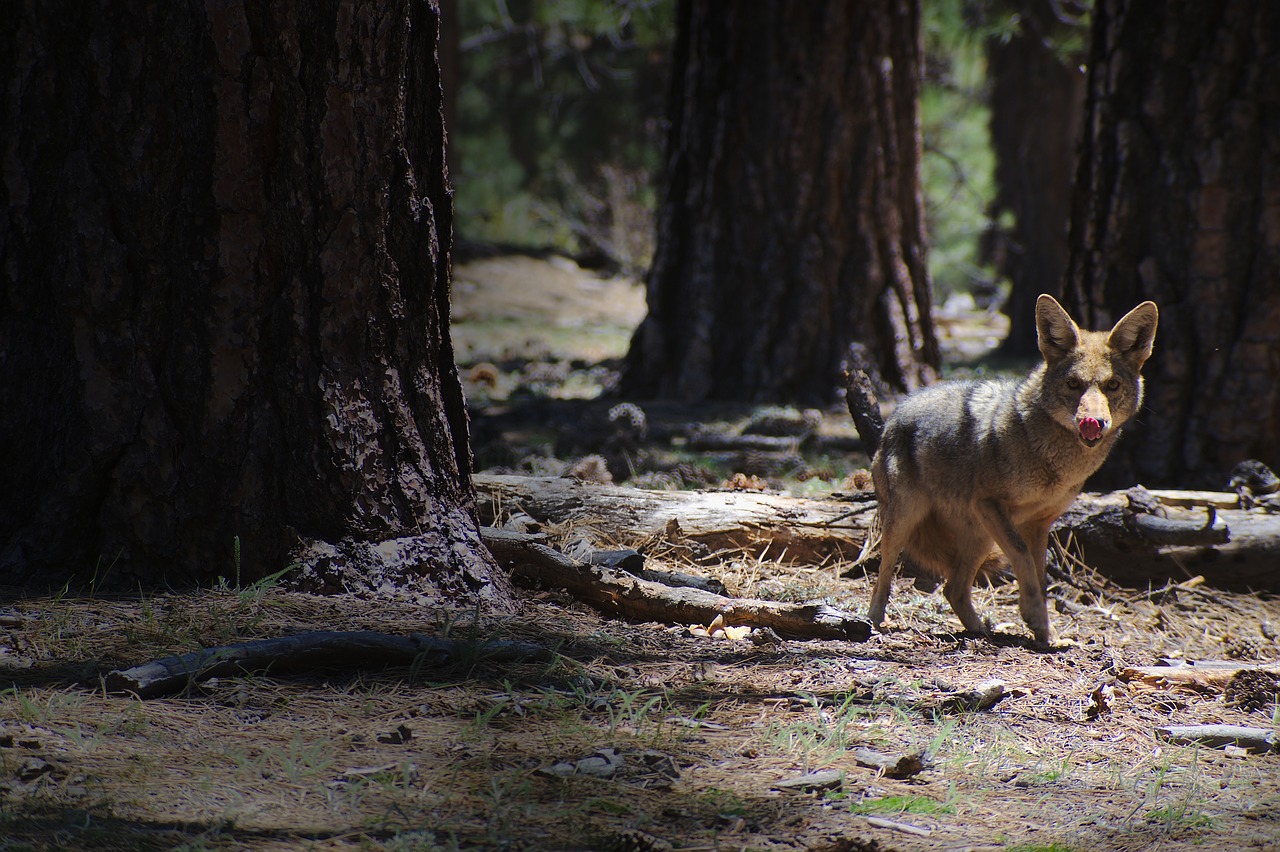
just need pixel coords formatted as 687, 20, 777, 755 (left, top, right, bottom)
867, 295, 1158, 645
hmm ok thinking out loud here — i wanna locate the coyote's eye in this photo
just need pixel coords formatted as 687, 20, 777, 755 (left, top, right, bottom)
1104, 378, 1121, 392
1066, 378, 1083, 391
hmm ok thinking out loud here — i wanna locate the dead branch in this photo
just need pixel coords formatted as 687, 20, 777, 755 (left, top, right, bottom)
481, 526, 871, 641
580, 547, 726, 594
1156, 725, 1278, 753
105, 631, 551, 699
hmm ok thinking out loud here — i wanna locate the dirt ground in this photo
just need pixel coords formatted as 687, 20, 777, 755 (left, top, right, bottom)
2, 256, 1278, 851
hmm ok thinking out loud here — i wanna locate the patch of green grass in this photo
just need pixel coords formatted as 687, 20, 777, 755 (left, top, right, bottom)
850, 790, 957, 816
1145, 802, 1215, 831
481, 770, 536, 847
696, 787, 748, 817
759, 693, 886, 772
585, 796, 632, 816
0, 686, 89, 725
1130, 747, 1215, 836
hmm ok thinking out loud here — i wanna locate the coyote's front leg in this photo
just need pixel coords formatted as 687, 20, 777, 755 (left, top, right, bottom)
975, 499, 1055, 646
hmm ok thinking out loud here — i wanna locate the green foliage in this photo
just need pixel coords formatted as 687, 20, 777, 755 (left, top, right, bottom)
456, 0, 1018, 300
454, 0, 671, 267
921, 0, 1000, 300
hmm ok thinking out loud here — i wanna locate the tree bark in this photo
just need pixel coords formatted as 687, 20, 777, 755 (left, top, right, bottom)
986, 0, 1087, 358
0, 0, 510, 604
622, 0, 938, 405
1065, 1, 1280, 489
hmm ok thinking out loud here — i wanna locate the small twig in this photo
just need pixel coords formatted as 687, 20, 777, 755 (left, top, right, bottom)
864, 815, 933, 837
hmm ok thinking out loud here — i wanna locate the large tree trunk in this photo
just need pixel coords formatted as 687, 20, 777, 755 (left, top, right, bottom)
621, 0, 938, 405
1065, 1, 1280, 490
986, 0, 1086, 358
0, 0, 511, 605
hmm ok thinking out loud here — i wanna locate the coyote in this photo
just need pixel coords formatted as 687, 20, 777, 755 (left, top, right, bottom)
865, 294, 1158, 645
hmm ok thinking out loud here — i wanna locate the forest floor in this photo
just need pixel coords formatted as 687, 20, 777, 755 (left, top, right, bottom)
2, 255, 1279, 851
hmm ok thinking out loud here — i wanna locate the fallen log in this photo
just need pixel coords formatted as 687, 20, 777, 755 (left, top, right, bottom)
475, 473, 877, 564
1119, 661, 1280, 692
474, 475, 1280, 592
105, 631, 551, 699
686, 428, 804, 453
572, 545, 727, 594
481, 526, 872, 641
1146, 490, 1240, 510
1055, 490, 1280, 590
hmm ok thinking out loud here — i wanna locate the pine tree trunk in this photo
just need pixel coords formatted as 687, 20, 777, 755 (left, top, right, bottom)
1065, 0, 1280, 489
0, 0, 511, 605
622, 0, 938, 405
986, 0, 1086, 358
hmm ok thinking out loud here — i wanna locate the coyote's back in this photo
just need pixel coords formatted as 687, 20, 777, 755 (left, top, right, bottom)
867, 295, 1158, 645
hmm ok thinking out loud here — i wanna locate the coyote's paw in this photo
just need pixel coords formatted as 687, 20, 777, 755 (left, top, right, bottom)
1032, 633, 1073, 652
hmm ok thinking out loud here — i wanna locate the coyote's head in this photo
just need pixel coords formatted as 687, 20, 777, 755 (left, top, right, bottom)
1036, 295, 1159, 448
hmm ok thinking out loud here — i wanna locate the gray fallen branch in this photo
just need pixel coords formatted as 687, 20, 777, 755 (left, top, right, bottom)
863, 815, 933, 837
1120, 661, 1280, 692
105, 631, 551, 699
1156, 725, 1279, 753
481, 526, 871, 641
1130, 508, 1229, 546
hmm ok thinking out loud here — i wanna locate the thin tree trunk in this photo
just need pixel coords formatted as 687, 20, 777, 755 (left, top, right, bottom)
1065, 0, 1280, 489
0, 0, 510, 605
622, 0, 938, 405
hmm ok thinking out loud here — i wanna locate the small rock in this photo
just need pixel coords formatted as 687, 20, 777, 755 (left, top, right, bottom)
376, 724, 412, 745
772, 768, 844, 793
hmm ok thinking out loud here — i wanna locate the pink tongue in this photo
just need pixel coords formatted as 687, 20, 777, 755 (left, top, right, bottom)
1078, 417, 1103, 441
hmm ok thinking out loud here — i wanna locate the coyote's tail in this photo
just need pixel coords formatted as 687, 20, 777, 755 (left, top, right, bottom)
844, 369, 885, 457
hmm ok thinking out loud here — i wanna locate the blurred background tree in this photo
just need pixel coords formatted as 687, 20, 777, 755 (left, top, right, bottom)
450, 0, 1014, 309
450, 0, 672, 274
621, 0, 939, 404
982, 0, 1087, 358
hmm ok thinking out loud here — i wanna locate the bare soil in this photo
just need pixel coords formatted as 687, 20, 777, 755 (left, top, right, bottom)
2, 256, 1277, 851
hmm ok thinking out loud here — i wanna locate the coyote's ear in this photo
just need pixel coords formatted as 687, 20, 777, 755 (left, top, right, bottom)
1108, 301, 1158, 367
1035, 294, 1081, 363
